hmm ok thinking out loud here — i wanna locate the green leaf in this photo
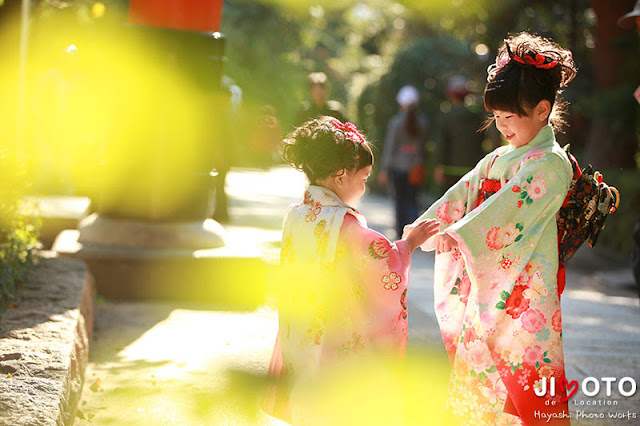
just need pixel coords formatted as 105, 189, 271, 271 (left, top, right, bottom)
526, 197, 534, 205
511, 365, 517, 374
495, 301, 506, 310
450, 287, 458, 295
536, 361, 540, 369
515, 234, 523, 242
516, 223, 524, 231
500, 291, 510, 300
520, 191, 528, 199
543, 358, 551, 363
487, 365, 497, 373
478, 372, 487, 383
470, 370, 476, 378
527, 176, 533, 183
455, 277, 461, 285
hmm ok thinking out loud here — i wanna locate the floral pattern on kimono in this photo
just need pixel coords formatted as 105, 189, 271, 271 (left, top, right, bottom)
264, 185, 411, 424
415, 126, 572, 425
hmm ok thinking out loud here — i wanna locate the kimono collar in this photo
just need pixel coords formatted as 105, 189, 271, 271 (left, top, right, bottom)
305, 185, 367, 225
508, 124, 555, 154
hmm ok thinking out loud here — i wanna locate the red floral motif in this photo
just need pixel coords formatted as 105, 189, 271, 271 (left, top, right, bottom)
505, 284, 530, 319
510, 53, 558, 69
517, 200, 523, 208
486, 226, 504, 251
512, 185, 521, 192
368, 237, 392, 260
331, 119, 366, 145
538, 364, 554, 379
521, 308, 546, 334
501, 257, 513, 269
452, 250, 462, 261
305, 202, 322, 222
382, 272, 402, 291
551, 309, 562, 332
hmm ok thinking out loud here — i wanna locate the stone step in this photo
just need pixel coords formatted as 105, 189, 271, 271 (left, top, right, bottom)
0, 254, 94, 426
53, 229, 267, 309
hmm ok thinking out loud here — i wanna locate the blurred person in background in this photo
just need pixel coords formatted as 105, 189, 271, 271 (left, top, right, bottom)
434, 75, 486, 195
378, 85, 429, 239
294, 71, 349, 127
617, 0, 640, 294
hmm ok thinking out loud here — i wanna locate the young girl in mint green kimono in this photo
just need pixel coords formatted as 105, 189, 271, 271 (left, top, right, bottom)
408, 32, 578, 425
263, 116, 439, 424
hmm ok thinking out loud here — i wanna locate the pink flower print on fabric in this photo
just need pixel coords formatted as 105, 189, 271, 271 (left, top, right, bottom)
498, 223, 518, 246
436, 200, 465, 225
527, 177, 547, 200
437, 202, 453, 224
382, 272, 402, 291
521, 309, 546, 334
523, 345, 544, 366
467, 340, 494, 372
458, 274, 472, 303
486, 226, 504, 251
450, 200, 465, 221
486, 223, 524, 251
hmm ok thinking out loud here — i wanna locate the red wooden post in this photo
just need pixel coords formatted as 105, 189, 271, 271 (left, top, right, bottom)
129, 0, 224, 33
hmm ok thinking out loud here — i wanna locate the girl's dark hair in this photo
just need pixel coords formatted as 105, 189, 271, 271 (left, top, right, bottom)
483, 32, 577, 132
282, 116, 374, 183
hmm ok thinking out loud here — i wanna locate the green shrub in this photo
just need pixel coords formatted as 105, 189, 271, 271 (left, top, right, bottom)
0, 148, 39, 313
590, 168, 640, 263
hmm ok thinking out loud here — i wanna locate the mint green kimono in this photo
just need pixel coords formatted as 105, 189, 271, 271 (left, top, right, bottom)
416, 125, 573, 425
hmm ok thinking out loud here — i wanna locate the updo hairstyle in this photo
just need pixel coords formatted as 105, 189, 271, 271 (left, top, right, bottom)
282, 116, 373, 183
484, 32, 578, 131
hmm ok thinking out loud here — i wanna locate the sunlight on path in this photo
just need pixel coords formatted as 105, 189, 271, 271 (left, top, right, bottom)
77, 304, 286, 425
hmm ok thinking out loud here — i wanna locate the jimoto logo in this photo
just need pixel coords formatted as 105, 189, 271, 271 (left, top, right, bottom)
534, 376, 637, 401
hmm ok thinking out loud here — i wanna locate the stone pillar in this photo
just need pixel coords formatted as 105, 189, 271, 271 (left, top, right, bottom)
55, 1, 266, 308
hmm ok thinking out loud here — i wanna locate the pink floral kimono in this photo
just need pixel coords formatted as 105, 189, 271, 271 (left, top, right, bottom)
264, 185, 411, 424
415, 125, 572, 425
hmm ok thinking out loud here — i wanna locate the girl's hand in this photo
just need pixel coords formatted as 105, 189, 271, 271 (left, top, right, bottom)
405, 219, 440, 253
433, 232, 458, 254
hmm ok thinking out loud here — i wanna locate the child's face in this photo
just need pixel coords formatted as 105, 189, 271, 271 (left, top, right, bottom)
335, 165, 372, 206
492, 108, 547, 148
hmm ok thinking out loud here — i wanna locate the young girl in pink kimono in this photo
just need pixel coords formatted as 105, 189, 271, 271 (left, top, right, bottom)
407, 33, 578, 425
263, 116, 439, 424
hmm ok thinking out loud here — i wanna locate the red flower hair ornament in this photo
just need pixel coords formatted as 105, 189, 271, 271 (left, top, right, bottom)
487, 41, 559, 81
331, 119, 366, 145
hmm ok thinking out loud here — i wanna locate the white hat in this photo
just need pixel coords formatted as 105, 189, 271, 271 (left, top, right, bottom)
396, 85, 419, 106
618, 0, 640, 30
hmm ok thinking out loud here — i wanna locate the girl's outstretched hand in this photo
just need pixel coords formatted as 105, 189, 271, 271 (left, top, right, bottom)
404, 219, 440, 253
433, 232, 458, 254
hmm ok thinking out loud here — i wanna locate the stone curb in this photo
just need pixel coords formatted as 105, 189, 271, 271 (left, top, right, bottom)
0, 253, 94, 426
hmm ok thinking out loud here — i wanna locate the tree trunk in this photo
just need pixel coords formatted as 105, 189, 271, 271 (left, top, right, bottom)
587, 0, 639, 170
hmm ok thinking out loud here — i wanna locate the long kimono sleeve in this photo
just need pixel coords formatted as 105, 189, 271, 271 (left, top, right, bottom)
413, 152, 493, 250
446, 152, 572, 424
333, 214, 412, 356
